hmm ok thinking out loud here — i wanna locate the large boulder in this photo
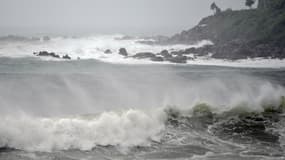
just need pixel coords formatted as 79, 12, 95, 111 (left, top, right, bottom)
159, 50, 172, 58
132, 52, 156, 59
37, 51, 50, 56
119, 48, 128, 56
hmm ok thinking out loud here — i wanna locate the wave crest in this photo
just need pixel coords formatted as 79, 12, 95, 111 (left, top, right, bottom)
0, 109, 164, 151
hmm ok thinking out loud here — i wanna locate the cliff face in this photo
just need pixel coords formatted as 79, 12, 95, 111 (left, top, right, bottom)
167, 0, 285, 59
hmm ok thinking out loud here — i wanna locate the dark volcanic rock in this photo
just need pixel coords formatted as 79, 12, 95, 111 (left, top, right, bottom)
34, 51, 60, 58
118, 48, 128, 56
104, 49, 112, 54
62, 54, 71, 60
167, 55, 187, 64
159, 50, 172, 58
49, 52, 60, 58
37, 51, 50, 56
171, 51, 184, 56
184, 47, 197, 54
162, 4, 285, 59
133, 52, 156, 59
194, 45, 214, 56
151, 56, 164, 62
210, 41, 283, 60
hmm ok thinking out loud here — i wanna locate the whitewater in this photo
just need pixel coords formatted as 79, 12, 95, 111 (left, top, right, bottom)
0, 35, 285, 160
0, 35, 285, 68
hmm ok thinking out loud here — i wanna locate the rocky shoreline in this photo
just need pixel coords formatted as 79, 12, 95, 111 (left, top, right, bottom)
156, 0, 285, 60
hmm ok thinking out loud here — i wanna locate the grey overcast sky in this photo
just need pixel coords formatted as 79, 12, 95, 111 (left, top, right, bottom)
0, 0, 250, 36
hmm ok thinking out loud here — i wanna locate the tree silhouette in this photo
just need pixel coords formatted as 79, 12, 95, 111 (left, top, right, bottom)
211, 2, 221, 14
246, 0, 255, 8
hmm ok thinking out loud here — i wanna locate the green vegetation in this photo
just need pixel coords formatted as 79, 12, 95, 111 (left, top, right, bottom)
201, 6, 285, 45
187, 0, 285, 50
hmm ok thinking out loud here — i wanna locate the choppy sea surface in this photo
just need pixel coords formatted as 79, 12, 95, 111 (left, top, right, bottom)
0, 35, 285, 160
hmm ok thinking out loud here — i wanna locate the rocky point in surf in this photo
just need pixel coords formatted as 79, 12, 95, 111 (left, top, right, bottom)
1, 1, 285, 160
160, 0, 285, 60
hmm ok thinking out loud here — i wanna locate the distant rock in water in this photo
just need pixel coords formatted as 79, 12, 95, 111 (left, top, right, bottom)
167, 55, 187, 64
34, 51, 60, 59
33, 51, 72, 60
129, 49, 188, 63
159, 50, 172, 58
104, 49, 112, 54
132, 52, 156, 59
62, 54, 71, 60
151, 56, 164, 62
118, 48, 128, 56
43, 36, 50, 41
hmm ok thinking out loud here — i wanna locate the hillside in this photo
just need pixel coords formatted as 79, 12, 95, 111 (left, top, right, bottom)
166, 0, 285, 59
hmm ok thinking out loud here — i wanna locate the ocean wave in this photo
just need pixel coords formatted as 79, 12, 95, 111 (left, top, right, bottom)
0, 109, 165, 151
0, 96, 284, 152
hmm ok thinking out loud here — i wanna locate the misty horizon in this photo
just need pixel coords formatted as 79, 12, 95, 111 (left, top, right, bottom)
0, 0, 248, 36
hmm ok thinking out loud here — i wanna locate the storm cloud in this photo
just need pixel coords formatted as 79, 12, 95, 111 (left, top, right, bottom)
0, 0, 248, 36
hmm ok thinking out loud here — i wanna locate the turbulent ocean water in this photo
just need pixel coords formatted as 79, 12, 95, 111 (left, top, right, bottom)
0, 35, 285, 160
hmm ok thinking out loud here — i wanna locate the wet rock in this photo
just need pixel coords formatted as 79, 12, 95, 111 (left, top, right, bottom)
133, 52, 156, 59
62, 54, 71, 59
34, 51, 60, 58
118, 48, 128, 56
104, 49, 112, 54
184, 47, 197, 54
151, 56, 164, 62
194, 45, 213, 56
37, 51, 50, 56
167, 55, 187, 63
159, 50, 172, 58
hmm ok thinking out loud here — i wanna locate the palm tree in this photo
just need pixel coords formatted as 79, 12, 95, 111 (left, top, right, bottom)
210, 2, 221, 14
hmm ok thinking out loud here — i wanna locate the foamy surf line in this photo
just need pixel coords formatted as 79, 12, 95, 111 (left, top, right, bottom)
0, 35, 284, 68
185, 58, 285, 68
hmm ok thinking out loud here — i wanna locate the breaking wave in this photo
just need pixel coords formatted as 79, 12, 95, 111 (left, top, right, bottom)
0, 109, 165, 151
0, 95, 284, 152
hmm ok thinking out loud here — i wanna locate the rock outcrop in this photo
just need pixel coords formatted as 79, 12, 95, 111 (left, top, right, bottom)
118, 48, 128, 56
62, 54, 71, 60
33, 51, 72, 60
163, 0, 285, 59
132, 52, 156, 59
34, 51, 60, 58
